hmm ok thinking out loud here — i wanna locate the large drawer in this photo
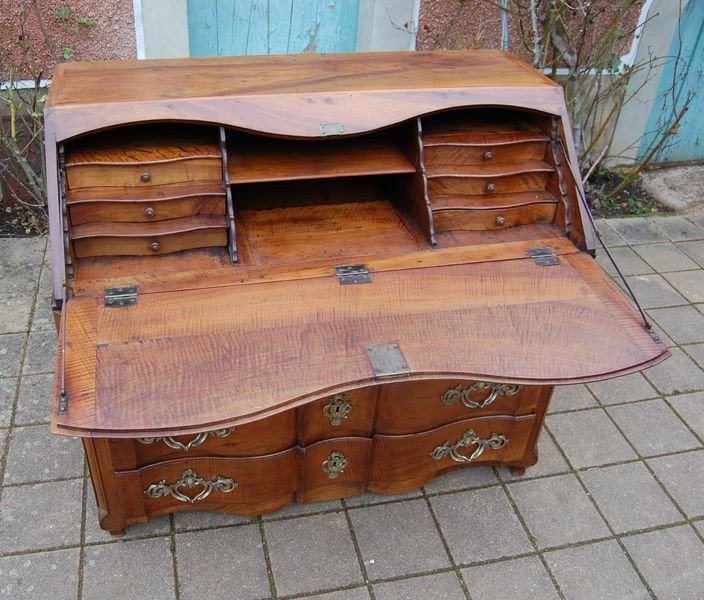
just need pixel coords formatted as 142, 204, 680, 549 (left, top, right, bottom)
117, 451, 300, 520
369, 414, 536, 494
109, 410, 297, 470
376, 381, 541, 435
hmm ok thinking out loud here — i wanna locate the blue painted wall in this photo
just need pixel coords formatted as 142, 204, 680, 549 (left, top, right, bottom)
639, 0, 704, 162
187, 0, 359, 57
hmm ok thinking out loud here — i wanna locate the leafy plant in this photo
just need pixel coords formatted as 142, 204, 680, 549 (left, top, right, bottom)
1, 1, 97, 233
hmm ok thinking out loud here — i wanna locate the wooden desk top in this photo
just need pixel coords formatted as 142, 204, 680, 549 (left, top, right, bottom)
45, 51, 565, 141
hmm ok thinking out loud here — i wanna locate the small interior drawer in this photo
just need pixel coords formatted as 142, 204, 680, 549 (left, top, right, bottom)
64, 124, 223, 190
70, 215, 227, 257
376, 380, 540, 435
427, 168, 551, 196
423, 140, 548, 166
433, 204, 557, 232
65, 157, 223, 190
68, 195, 225, 225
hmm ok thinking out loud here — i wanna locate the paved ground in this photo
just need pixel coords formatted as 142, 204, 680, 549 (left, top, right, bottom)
1, 215, 704, 599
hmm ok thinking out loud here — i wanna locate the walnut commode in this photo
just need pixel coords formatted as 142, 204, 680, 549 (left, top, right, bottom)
45, 51, 668, 534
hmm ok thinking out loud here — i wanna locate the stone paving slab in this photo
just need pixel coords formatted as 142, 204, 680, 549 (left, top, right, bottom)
1, 219, 704, 599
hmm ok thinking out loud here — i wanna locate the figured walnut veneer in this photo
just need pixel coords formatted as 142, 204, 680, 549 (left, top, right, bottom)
45, 51, 668, 534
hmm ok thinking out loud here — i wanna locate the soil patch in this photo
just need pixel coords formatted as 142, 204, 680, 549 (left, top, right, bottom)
586, 169, 671, 218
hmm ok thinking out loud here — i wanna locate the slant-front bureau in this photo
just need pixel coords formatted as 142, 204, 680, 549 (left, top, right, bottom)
45, 51, 668, 534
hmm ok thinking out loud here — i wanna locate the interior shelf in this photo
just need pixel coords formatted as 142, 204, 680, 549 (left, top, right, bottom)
227, 134, 416, 184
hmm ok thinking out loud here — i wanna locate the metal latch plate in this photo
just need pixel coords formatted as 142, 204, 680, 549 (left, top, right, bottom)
336, 264, 371, 285
527, 247, 560, 266
366, 343, 410, 378
320, 122, 345, 136
104, 286, 138, 307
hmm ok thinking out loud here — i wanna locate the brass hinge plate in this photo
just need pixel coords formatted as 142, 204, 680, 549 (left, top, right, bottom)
104, 286, 138, 307
527, 247, 560, 266
366, 343, 410, 378
336, 264, 371, 285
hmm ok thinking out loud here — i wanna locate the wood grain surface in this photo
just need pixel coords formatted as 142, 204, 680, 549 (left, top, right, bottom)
54, 249, 667, 437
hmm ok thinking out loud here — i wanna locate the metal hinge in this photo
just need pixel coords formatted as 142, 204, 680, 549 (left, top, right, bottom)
336, 264, 371, 285
527, 247, 560, 267
104, 286, 138, 307
366, 343, 410, 378
320, 122, 345, 136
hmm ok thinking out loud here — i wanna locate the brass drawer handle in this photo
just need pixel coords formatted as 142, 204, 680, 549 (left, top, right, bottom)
140, 172, 152, 183
486, 182, 496, 193
441, 382, 523, 410
430, 430, 508, 463
144, 468, 237, 504
137, 428, 234, 452
150, 241, 160, 252
495, 215, 506, 226
483, 150, 493, 160
323, 394, 352, 426
144, 206, 156, 218
321, 451, 348, 479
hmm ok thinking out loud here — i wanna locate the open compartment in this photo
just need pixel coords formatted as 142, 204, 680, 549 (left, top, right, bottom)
233, 175, 426, 266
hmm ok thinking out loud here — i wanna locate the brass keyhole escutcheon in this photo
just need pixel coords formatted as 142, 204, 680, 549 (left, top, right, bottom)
486, 182, 496, 193
140, 172, 152, 183
150, 241, 160, 252
483, 150, 493, 160
496, 216, 506, 226
144, 206, 156, 218
323, 394, 352, 426
321, 451, 348, 479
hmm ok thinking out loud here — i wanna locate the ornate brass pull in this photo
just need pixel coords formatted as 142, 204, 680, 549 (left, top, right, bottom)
430, 430, 508, 463
144, 468, 237, 504
323, 394, 352, 426
441, 382, 523, 410
321, 451, 348, 479
137, 428, 234, 452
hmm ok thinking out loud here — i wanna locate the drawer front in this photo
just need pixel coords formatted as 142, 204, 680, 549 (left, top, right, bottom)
369, 415, 536, 494
427, 171, 549, 196
423, 141, 548, 166
433, 204, 557, 232
68, 196, 225, 225
110, 411, 297, 470
118, 451, 300, 520
298, 388, 377, 444
376, 381, 540, 435
71, 222, 227, 257
66, 157, 223, 190
298, 437, 372, 503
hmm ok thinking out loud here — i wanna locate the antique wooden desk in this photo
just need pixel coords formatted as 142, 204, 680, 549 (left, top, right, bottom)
45, 51, 668, 534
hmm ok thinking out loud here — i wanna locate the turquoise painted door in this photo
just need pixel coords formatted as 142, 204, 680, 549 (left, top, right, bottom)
187, 0, 359, 56
639, 0, 704, 162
